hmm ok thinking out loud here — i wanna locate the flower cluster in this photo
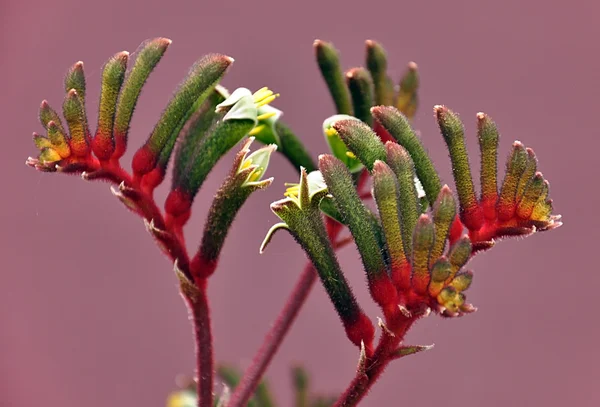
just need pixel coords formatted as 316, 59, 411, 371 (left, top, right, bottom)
262, 40, 561, 351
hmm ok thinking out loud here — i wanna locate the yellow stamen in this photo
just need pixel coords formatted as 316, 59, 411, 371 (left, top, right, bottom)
253, 88, 273, 105
256, 111, 277, 121
255, 94, 279, 108
248, 168, 263, 182
253, 87, 270, 101
248, 124, 266, 136
346, 151, 357, 159
240, 159, 253, 170
284, 184, 300, 198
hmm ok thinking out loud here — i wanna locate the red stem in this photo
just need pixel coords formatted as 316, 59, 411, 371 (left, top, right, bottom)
333, 316, 415, 407
227, 262, 317, 406
189, 280, 214, 407
75, 159, 211, 406
228, 219, 342, 407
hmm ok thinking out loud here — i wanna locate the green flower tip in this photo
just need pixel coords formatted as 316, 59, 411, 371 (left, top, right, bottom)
279, 168, 328, 210
261, 168, 328, 254
236, 137, 277, 188
216, 87, 280, 129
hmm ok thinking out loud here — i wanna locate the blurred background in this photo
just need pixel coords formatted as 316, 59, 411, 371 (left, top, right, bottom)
1, 0, 598, 405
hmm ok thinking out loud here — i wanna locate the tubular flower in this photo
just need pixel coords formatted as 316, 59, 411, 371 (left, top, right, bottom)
433, 106, 562, 252
28, 94, 93, 172
268, 105, 562, 326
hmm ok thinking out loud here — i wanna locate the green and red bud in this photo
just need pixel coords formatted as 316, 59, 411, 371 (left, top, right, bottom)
113, 37, 171, 159
430, 185, 457, 266
385, 142, 420, 253
319, 154, 397, 311
372, 160, 410, 290
477, 112, 499, 219
190, 138, 276, 279
497, 141, 529, 221
92, 51, 129, 160
266, 167, 375, 348
435, 105, 483, 231
132, 53, 233, 177
62, 89, 90, 157
411, 214, 434, 295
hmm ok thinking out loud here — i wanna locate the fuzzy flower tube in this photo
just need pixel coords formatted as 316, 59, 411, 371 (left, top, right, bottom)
26, 38, 560, 407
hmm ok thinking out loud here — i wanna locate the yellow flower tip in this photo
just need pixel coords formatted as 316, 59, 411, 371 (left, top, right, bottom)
346, 151, 357, 159
248, 124, 266, 136
256, 111, 277, 121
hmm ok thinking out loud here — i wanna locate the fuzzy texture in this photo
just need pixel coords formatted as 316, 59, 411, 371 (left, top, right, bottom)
435, 105, 482, 229
314, 40, 353, 115
365, 40, 394, 106
113, 38, 171, 158
93, 52, 129, 159
385, 142, 420, 253
346, 67, 374, 126
319, 155, 388, 279
332, 118, 386, 171
396, 62, 419, 119
371, 160, 410, 289
62, 89, 90, 156
372, 106, 442, 205
132, 53, 233, 176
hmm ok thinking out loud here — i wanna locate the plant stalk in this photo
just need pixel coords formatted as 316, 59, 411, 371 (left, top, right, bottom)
189, 280, 214, 407
228, 219, 342, 407
333, 316, 415, 406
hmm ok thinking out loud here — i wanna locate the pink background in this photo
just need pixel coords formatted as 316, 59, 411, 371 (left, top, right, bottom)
2, 0, 598, 405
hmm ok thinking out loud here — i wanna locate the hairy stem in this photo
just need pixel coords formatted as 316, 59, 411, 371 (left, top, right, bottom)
189, 280, 214, 407
333, 317, 414, 406
228, 219, 342, 407
227, 262, 317, 406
